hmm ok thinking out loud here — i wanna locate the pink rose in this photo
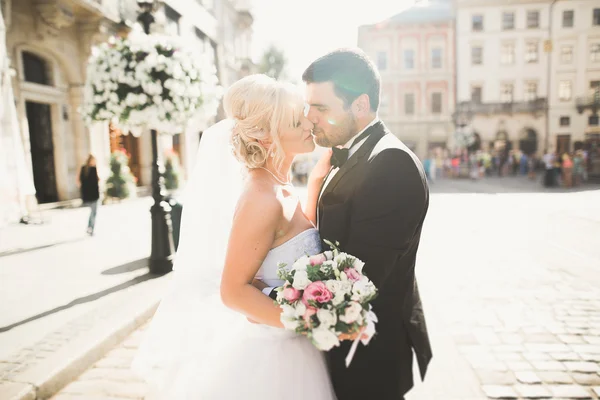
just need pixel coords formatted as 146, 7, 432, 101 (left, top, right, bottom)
344, 267, 362, 282
303, 306, 317, 322
302, 281, 333, 305
309, 254, 327, 266
282, 286, 301, 302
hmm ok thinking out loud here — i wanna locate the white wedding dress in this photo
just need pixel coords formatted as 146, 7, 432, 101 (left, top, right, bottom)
153, 229, 336, 400
132, 120, 336, 400
195, 228, 336, 399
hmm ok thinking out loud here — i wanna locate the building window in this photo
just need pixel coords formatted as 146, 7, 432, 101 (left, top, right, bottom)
500, 83, 514, 103
377, 51, 387, 70
525, 42, 539, 63
591, 44, 600, 62
502, 12, 515, 30
404, 50, 415, 70
594, 8, 600, 26
22, 51, 52, 86
527, 10, 540, 28
404, 93, 415, 115
562, 10, 574, 28
471, 46, 483, 65
560, 46, 573, 63
471, 86, 482, 103
559, 80, 572, 101
431, 48, 442, 69
165, 5, 181, 36
431, 92, 442, 114
590, 115, 600, 126
501, 43, 515, 65
472, 14, 483, 31
524, 82, 538, 101
559, 116, 570, 127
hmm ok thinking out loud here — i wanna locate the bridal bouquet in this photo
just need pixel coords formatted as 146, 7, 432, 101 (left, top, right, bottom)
275, 240, 378, 365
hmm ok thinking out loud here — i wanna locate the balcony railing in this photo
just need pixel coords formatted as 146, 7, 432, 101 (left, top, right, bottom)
455, 98, 547, 116
576, 91, 600, 114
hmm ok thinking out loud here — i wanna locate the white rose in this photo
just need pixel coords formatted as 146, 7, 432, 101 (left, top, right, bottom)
352, 277, 376, 300
325, 279, 341, 293
280, 304, 300, 330
332, 292, 345, 306
292, 270, 311, 290
353, 258, 365, 273
311, 326, 340, 351
339, 281, 353, 295
294, 301, 307, 318
339, 302, 363, 324
292, 255, 309, 271
323, 251, 334, 260
317, 308, 337, 328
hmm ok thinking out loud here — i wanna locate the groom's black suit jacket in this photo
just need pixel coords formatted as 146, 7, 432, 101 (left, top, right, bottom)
318, 121, 432, 400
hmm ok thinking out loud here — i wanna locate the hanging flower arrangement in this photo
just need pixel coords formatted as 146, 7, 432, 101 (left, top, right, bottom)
81, 29, 222, 135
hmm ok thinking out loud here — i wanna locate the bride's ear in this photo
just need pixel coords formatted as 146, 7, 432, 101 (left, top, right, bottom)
258, 139, 273, 149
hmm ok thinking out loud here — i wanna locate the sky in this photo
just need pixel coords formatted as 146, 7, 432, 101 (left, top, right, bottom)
250, 0, 416, 81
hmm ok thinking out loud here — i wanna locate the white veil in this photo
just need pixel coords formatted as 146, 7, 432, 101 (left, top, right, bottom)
132, 118, 248, 396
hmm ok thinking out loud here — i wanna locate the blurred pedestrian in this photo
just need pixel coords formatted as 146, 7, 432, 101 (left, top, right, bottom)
77, 154, 100, 236
543, 151, 556, 187
562, 152, 573, 188
573, 150, 584, 186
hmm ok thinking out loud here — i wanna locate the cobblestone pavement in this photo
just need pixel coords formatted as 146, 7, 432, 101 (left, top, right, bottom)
0, 196, 160, 386
53, 179, 600, 399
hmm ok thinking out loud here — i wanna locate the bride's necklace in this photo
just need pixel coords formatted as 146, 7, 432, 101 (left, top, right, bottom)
258, 167, 292, 186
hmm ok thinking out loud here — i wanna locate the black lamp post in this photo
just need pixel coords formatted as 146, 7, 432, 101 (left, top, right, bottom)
137, 0, 175, 274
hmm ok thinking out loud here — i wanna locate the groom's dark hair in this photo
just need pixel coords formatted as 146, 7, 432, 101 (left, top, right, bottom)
302, 48, 381, 112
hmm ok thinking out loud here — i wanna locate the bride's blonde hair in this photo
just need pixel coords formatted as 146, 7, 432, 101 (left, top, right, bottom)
224, 74, 304, 170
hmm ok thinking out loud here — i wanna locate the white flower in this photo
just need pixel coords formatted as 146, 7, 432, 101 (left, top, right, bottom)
353, 258, 365, 273
311, 326, 340, 351
325, 280, 341, 293
317, 308, 337, 328
332, 292, 345, 306
334, 253, 349, 266
280, 304, 300, 330
339, 302, 364, 324
320, 261, 335, 275
323, 251, 334, 260
352, 277, 377, 300
292, 255, 309, 271
292, 270, 311, 290
340, 271, 348, 282
294, 301, 307, 318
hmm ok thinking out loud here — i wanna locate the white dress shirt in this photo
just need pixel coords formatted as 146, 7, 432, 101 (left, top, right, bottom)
320, 117, 380, 198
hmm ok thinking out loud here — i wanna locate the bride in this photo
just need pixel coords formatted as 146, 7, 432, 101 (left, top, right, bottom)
132, 74, 337, 399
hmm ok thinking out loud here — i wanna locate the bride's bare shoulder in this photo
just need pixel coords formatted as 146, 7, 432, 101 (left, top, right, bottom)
234, 171, 282, 221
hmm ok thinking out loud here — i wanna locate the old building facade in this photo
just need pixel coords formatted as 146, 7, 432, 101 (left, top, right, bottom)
1, 0, 253, 219
358, 0, 455, 159
455, 0, 600, 161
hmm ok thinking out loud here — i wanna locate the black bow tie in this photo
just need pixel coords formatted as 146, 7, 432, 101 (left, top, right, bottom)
329, 128, 373, 169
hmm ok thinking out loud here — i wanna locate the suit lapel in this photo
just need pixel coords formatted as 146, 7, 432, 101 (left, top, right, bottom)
321, 121, 386, 199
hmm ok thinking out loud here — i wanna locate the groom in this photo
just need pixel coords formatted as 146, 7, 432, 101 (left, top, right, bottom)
302, 49, 432, 400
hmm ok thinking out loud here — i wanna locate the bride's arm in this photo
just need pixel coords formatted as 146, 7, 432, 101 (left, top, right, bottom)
220, 183, 284, 328
304, 149, 332, 226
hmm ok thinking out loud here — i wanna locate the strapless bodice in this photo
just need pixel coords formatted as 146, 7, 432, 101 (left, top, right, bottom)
255, 228, 322, 287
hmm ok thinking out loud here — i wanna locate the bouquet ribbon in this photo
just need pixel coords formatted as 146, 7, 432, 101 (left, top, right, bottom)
345, 310, 378, 367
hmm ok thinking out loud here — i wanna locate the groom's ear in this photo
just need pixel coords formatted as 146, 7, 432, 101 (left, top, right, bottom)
352, 94, 371, 118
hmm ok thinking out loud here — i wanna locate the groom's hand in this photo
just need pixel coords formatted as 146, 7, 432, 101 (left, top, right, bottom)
338, 325, 369, 341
